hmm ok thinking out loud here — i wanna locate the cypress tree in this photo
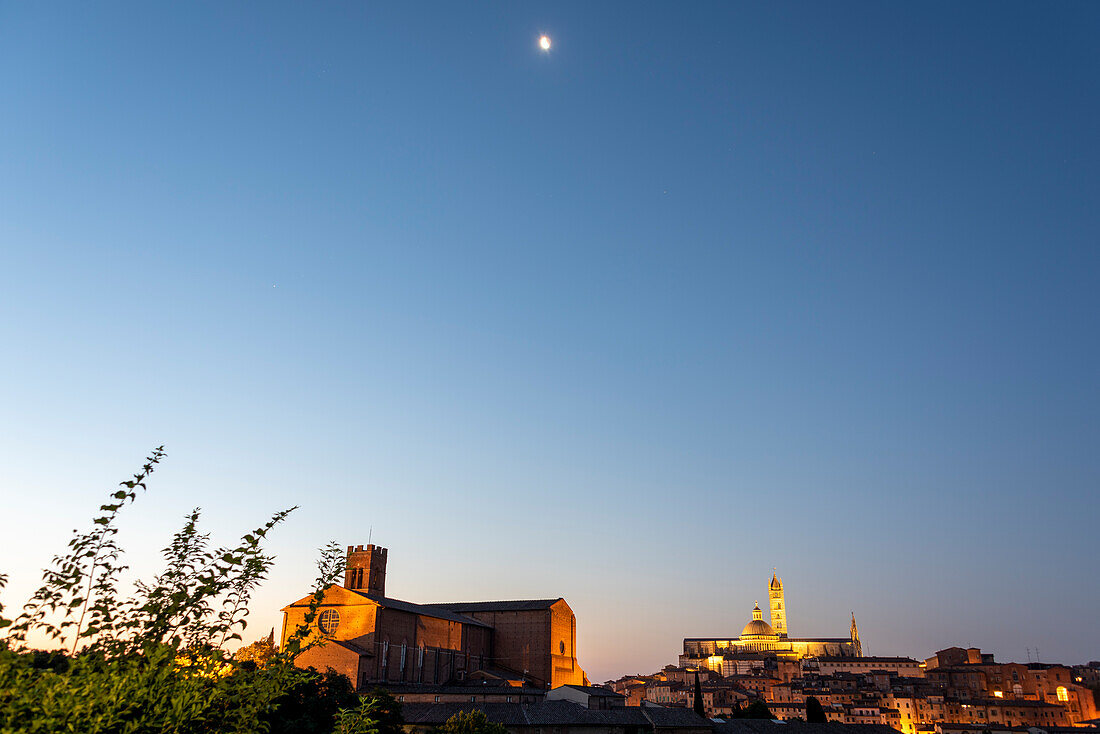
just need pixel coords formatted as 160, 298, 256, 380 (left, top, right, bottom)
693, 671, 706, 717
806, 695, 827, 723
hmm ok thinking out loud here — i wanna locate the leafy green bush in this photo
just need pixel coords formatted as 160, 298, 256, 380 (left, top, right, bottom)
0, 447, 379, 733
359, 687, 405, 734
235, 629, 278, 667
433, 710, 510, 734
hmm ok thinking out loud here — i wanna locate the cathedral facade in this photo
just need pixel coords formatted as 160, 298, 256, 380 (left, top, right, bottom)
681, 572, 862, 668
280, 544, 588, 690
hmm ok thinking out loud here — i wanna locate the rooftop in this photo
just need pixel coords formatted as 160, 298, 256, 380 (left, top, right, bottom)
350, 591, 493, 628
555, 684, 626, 698
713, 721, 900, 734
430, 599, 563, 613
401, 700, 709, 728
333, 639, 375, 656
378, 683, 546, 696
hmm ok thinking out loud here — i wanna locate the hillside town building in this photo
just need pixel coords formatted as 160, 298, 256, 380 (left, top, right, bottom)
609, 645, 1099, 734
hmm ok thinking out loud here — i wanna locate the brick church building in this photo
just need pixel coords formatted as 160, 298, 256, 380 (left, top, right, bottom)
280, 544, 588, 691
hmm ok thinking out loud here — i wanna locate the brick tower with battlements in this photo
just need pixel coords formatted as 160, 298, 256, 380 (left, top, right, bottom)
344, 544, 387, 596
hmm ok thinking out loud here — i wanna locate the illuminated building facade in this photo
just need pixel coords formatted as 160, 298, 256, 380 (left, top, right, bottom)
681, 571, 862, 667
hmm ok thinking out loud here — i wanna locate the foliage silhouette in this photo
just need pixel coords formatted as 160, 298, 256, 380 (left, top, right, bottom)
360, 686, 406, 734
743, 700, 773, 719
806, 695, 827, 723
264, 666, 362, 734
433, 709, 510, 734
0, 447, 369, 733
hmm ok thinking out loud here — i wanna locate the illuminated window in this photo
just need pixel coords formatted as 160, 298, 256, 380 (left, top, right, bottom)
1057, 687, 1069, 702
319, 609, 340, 634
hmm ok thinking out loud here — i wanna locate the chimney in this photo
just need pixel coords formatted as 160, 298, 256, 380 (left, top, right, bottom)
344, 543, 388, 596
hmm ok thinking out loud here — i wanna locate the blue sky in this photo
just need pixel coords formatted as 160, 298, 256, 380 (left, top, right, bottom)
1, 2, 1098, 680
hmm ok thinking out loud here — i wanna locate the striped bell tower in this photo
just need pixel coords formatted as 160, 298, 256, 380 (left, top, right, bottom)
769, 570, 788, 638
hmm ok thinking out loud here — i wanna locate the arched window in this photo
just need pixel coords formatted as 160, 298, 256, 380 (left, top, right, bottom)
1056, 686, 1069, 702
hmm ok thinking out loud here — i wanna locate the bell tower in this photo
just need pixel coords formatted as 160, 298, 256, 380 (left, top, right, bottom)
344, 544, 387, 596
769, 570, 788, 638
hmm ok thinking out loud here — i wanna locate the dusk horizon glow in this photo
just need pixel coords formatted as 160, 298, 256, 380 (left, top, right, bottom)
1, 2, 1098, 684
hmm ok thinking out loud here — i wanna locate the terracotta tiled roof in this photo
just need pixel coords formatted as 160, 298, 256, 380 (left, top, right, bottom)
401, 701, 710, 728
402, 703, 532, 726
350, 591, 493, 628
713, 722, 899, 734
333, 639, 374, 656
556, 684, 626, 698
430, 599, 563, 612
380, 683, 546, 696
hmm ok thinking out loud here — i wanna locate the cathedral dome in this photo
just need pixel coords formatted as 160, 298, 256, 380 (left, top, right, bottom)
740, 602, 777, 639
741, 618, 776, 638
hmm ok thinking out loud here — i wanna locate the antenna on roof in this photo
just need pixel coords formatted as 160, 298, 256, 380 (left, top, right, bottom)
1035, 647, 1040, 664
1026, 648, 1032, 663
368, 525, 372, 545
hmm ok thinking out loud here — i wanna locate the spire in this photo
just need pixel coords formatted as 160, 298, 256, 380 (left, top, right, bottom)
850, 612, 863, 657
770, 569, 782, 590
